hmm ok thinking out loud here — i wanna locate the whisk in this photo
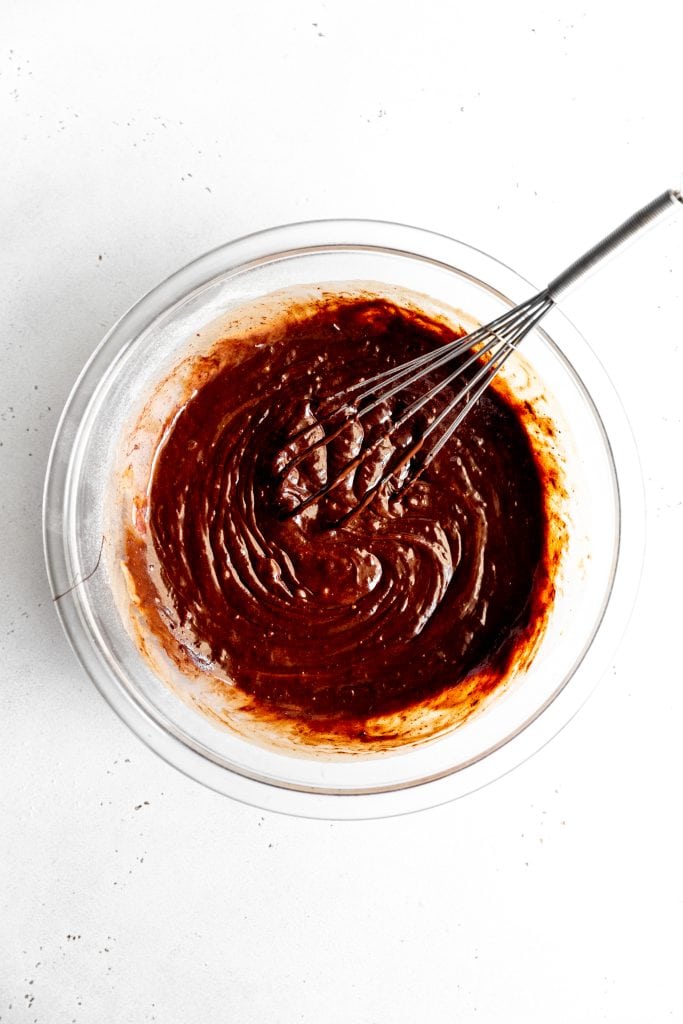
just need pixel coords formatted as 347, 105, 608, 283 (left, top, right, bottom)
280, 189, 682, 524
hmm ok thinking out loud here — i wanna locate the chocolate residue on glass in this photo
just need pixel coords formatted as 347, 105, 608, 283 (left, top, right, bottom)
121, 293, 566, 752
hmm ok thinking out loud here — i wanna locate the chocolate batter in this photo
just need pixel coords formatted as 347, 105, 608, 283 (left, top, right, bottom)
124, 296, 558, 745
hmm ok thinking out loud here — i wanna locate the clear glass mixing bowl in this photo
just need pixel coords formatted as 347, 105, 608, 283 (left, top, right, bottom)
43, 220, 644, 818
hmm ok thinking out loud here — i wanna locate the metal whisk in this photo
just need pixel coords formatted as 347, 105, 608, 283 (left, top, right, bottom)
280, 189, 682, 524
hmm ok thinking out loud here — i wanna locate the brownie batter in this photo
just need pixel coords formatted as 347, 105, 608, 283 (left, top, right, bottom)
124, 296, 558, 744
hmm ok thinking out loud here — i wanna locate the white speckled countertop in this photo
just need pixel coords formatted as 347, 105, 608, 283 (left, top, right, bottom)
2, 1, 682, 1020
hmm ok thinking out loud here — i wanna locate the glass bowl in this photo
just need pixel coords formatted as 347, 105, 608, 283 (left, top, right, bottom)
43, 220, 644, 819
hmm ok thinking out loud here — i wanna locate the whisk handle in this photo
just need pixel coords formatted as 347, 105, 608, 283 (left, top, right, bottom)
547, 188, 683, 300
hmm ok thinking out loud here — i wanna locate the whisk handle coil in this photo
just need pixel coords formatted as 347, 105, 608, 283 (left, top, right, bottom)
547, 188, 683, 300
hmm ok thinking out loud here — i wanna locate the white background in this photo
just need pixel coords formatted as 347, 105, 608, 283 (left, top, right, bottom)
2, 1, 682, 1021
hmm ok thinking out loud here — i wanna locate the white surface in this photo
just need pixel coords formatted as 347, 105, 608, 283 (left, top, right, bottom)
1, 1, 682, 1020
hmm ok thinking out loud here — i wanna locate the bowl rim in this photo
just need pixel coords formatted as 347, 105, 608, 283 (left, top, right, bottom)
43, 218, 645, 819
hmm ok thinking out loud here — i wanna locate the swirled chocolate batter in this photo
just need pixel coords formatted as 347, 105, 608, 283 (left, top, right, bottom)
123, 294, 563, 751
